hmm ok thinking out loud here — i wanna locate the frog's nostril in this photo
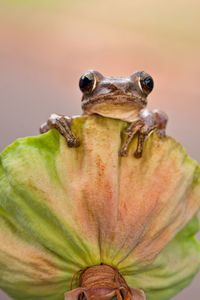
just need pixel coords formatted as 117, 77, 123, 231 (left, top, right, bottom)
109, 84, 130, 94
109, 84, 119, 92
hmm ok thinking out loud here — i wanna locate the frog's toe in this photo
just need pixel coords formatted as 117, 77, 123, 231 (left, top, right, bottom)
134, 149, 143, 158
67, 137, 80, 148
40, 122, 50, 134
120, 148, 128, 157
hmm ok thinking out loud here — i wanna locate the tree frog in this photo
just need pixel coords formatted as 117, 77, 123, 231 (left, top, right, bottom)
40, 70, 167, 158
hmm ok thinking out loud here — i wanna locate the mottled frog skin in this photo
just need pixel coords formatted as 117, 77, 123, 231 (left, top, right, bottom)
40, 70, 167, 158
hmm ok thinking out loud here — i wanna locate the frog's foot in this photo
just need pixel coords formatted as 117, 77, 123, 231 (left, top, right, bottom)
120, 120, 143, 157
40, 113, 80, 147
134, 128, 156, 158
120, 120, 156, 158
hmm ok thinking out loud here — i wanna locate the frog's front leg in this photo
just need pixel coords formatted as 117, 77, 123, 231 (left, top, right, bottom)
40, 113, 80, 147
120, 110, 168, 158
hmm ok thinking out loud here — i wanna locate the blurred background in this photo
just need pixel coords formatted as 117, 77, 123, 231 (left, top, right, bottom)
0, 0, 199, 299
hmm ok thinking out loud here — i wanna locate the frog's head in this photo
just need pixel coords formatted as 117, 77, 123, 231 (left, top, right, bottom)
79, 71, 154, 121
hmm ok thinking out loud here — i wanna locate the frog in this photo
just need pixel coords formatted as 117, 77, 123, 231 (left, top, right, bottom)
40, 70, 168, 158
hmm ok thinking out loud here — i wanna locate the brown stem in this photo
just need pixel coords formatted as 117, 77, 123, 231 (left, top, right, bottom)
65, 264, 146, 300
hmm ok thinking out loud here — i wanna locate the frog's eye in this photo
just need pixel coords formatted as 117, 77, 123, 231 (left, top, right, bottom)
79, 71, 96, 94
140, 75, 154, 95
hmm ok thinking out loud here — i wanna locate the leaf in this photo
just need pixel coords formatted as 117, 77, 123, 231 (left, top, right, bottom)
0, 115, 199, 300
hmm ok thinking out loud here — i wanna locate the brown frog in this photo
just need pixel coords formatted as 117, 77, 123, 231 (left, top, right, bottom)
40, 70, 168, 158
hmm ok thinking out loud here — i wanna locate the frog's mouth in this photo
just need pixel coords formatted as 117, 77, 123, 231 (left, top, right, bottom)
81, 94, 147, 122
81, 93, 147, 110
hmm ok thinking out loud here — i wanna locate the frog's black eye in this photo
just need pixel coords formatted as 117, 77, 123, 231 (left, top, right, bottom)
140, 75, 154, 95
79, 71, 96, 94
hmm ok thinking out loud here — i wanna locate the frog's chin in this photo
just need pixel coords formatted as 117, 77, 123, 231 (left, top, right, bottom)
82, 96, 146, 122
83, 103, 145, 123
